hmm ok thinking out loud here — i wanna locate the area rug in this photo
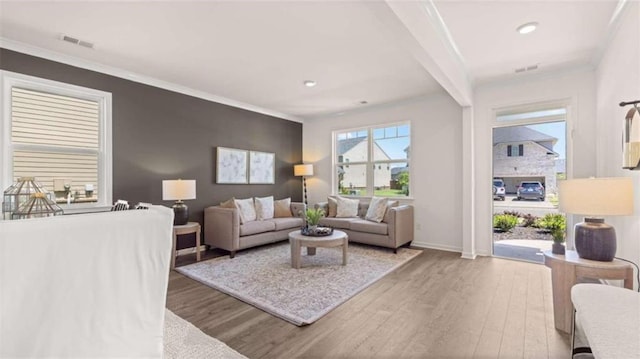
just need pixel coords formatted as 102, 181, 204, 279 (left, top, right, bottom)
164, 309, 247, 358
176, 242, 422, 326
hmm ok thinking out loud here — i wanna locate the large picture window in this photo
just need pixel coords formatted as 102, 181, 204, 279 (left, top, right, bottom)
1, 71, 112, 212
334, 123, 410, 197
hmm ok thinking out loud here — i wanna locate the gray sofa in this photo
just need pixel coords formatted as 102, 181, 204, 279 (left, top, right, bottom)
204, 202, 306, 258
314, 201, 414, 252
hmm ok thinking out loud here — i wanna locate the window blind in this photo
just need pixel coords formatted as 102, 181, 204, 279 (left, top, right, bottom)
11, 87, 99, 199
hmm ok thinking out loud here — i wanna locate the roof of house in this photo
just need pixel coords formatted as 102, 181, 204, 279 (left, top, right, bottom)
337, 136, 391, 160
493, 126, 557, 145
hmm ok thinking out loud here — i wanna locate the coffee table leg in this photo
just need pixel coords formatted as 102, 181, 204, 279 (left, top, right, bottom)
291, 239, 301, 269
342, 238, 348, 265
307, 247, 316, 256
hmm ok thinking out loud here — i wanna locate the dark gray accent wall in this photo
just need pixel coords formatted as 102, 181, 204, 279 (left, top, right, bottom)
0, 49, 303, 248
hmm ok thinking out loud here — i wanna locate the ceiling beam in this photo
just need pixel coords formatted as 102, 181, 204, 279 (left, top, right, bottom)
372, 0, 473, 107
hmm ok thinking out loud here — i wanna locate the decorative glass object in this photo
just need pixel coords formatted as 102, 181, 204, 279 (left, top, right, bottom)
12, 192, 64, 219
2, 177, 63, 220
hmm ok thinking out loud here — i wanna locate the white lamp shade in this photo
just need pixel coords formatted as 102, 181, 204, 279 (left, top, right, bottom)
294, 164, 314, 177
558, 177, 634, 216
162, 179, 196, 201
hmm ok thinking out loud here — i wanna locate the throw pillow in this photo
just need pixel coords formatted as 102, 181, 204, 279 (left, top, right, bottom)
327, 196, 338, 217
220, 197, 236, 209
234, 198, 256, 224
365, 197, 388, 223
255, 196, 274, 220
336, 196, 359, 218
274, 197, 293, 218
382, 200, 399, 223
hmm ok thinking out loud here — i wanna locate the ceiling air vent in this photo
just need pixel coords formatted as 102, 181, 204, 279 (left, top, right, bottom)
60, 34, 95, 49
514, 64, 539, 74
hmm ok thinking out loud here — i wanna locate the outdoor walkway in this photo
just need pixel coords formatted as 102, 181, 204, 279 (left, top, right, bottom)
493, 239, 553, 263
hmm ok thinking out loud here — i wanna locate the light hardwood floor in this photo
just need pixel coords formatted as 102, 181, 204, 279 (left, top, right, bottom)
166, 248, 570, 358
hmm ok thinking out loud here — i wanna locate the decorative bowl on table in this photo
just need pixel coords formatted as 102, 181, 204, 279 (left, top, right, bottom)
301, 226, 334, 237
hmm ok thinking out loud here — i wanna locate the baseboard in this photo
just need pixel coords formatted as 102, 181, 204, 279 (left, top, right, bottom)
411, 241, 462, 254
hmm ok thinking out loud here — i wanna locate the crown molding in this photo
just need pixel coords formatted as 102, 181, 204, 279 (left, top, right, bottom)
0, 37, 302, 123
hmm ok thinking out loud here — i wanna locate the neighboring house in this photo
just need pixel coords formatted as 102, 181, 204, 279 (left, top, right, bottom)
337, 136, 391, 191
493, 127, 560, 195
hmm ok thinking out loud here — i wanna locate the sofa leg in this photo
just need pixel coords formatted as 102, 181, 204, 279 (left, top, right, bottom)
394, 248, 398, 254
230, 250, 236, 259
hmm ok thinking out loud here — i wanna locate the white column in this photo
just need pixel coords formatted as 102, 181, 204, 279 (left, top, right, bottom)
461, 106, 476, 259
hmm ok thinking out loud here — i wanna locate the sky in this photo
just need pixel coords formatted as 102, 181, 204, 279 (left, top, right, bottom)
526, 121, 566, 159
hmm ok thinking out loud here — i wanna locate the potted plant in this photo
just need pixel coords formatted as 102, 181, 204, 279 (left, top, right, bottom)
302, 208, 325, 231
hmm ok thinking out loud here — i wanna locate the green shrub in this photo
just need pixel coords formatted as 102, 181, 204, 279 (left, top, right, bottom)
537, 213, 566, 243
493, 214, 519, 232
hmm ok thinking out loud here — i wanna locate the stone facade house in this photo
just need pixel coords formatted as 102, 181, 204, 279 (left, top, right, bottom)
337, 136, 391, 193
493, 127, 559, 195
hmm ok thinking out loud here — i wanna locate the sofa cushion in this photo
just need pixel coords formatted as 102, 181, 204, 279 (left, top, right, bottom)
234, 198, 256, 224
255, 196, 274, 220
336, 196, 359, 218
220, 197, 236, 209
382, 200, 399, 223
274, 198, 293, 218
365, 197, 388, 223
349, 219, 388, 235
269, 217, 304, 231
239, 220, 276, 236
318, 217, 353, 230
327, 197, 337, 217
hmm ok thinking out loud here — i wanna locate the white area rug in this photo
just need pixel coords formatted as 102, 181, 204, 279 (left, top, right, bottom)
176, 242, 422, 326
164, 309, 247, 358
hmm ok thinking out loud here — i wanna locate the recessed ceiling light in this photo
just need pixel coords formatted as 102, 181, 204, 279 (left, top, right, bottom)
517, 22, 538, 34
303, 80, 317, 87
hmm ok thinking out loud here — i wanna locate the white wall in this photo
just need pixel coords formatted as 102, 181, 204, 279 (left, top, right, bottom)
303, 93, 464, 251
473, 69, 598, 256
595, 1, 640, 280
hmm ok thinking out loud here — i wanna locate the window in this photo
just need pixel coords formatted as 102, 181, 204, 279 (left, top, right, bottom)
507, 144, 524, 157
1, 71, 112, 212
334, 123, 410, 197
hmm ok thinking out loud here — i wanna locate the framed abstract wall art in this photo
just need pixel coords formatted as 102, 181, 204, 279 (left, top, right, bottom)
216, 147, 248, 184
249, 151, 275, 184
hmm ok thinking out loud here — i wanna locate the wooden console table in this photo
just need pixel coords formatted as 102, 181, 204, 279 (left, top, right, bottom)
543, 250, 634, 334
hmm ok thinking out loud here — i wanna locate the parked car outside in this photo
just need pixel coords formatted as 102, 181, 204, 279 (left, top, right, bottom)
493, 179, 506, 201
517, 181, 545, 201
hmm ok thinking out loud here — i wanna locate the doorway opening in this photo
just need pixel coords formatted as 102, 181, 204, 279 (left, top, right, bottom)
492, 106, 567, 263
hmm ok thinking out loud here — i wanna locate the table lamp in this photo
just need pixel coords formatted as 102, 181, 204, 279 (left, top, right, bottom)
558, 177, 634, 261
294, 164, 313, 206
162, 179, 196, 225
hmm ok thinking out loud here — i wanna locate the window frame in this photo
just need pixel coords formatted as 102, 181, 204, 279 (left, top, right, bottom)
333, 122, 411, 199
1, 70, 113, 213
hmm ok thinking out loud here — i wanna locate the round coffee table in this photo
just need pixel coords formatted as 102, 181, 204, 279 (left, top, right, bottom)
288, 229, 348, 269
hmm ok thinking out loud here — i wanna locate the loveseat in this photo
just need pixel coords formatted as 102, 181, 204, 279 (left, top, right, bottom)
204, 199, 305, 258
315, 199, 414, 252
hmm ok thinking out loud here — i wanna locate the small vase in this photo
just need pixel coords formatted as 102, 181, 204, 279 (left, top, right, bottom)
552, 243, 565, 255
308, 225, 318, 232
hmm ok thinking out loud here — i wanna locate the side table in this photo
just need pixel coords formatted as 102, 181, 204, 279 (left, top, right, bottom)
172, 222, 201, 269
543, 250, 633, 334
